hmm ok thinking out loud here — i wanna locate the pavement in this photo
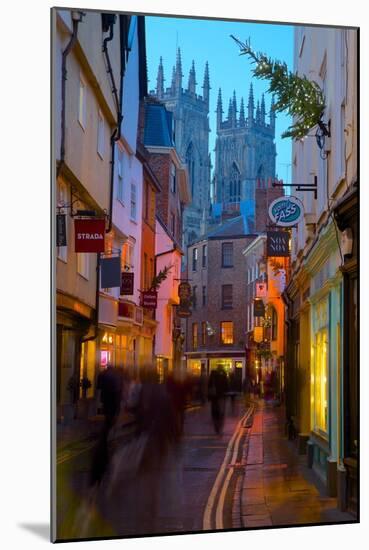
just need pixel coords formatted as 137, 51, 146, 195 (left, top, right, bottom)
238, 400, 355, 528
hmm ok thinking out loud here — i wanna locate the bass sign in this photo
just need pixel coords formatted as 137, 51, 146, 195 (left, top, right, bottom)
268, 196, 303, 227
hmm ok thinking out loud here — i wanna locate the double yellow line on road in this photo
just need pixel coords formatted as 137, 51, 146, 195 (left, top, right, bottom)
202, 406, 254, 531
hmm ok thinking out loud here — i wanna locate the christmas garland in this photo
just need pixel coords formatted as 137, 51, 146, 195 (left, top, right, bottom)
231, 36, 325, 140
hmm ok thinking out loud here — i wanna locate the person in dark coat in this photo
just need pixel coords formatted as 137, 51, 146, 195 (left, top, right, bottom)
90, 366, 123, 486
208, 365, 229, 434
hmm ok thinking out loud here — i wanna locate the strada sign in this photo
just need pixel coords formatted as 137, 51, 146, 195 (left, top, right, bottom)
268, 196, 303, 227
74, 219, 105, 252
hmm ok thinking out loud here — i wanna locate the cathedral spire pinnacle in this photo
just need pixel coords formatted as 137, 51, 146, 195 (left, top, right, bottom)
175, 47, 183, 92
248, 82, 254, 125
232, 90, 238, 127
187, 59, 197, 95
216, 87, 223, 128
239, 97, 245, 126
202, 61, 210, 104
260, 93, 266, 124
156, 56, 165, 98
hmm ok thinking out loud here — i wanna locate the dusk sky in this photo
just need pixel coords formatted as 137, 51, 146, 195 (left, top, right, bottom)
145, 15, 294, 185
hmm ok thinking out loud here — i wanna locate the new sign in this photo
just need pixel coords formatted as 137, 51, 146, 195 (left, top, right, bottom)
121, 272, 134, 295
75, 219, 105, 253
268, 196, 303, 227
253, 298, 265, 317
267, 231, 290, 257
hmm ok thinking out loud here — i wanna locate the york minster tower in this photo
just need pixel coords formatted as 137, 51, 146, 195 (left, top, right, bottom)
150, 49, 211, 245
211, 84, 276, 230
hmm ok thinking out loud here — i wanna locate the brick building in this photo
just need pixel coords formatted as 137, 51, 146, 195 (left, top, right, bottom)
185, 215, 255, 387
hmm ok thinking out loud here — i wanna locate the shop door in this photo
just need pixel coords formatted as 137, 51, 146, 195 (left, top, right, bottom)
234, 361, 243, 391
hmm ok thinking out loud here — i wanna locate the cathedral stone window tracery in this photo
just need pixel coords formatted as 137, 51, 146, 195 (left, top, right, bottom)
229, 163, 241, 203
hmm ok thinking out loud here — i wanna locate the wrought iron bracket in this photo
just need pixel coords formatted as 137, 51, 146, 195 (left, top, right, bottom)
272, 175, 318, 200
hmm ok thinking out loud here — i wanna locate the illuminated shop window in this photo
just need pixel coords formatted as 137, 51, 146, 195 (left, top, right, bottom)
220, 321, 234, 345
201, 321, 207, 345
312, 328, 328, 434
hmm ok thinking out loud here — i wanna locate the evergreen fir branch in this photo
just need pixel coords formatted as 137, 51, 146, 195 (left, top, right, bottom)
151, 264, 172, 290
231, 36, 325, 140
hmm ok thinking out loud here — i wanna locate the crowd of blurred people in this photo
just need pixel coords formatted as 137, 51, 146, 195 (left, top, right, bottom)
70, 363, 280, 537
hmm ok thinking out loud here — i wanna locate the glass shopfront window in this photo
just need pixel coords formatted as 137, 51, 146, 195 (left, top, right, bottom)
314, 329, 328, 433
311, 297, 329, 436
100, 331, 115, 368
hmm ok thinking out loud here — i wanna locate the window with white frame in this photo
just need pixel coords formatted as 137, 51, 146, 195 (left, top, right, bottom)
97, 110, 105, 158
122, 241, 135, 271
78, 74, 87, 129
57, 182, 68, 262
130, 183, 137, 220
77, 253, 89, 280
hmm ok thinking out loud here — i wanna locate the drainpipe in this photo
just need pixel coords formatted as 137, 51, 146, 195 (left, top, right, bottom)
57, 10, 84, 178
102, 14, 125, 234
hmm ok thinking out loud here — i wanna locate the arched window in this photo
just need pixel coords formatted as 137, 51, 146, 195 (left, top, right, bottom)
230, 163, 241, 203
186, 143, 195, 197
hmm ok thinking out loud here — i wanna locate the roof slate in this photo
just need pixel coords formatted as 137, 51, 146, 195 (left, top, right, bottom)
144, 103, 174, 148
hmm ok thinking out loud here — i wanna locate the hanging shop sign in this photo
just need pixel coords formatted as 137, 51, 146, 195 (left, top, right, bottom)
254, 326, 264, 343
253, 298, 265, 317
56, 214, 67, 247
256, 282, 267, 298
178, 282, 191, 301
268, 196, 303, 227
141, 290, 158, 309
74, 218, 105, 253
100, 256, 121, 288
267, 231, 290, 257
177, 303, 192, 318
120, 272, 134, 295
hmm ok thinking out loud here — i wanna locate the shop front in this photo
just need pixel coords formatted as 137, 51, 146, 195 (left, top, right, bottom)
186, 351, 245, 390
56, 292, 95, 424
306, 222, 343, 497
333, 187, 358, 515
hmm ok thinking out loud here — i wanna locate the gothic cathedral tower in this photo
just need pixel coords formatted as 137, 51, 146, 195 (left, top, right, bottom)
150, 49, 211, 246
212, 84, 276, 229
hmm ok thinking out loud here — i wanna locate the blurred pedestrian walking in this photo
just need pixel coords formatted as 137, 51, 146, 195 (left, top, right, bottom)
208, 365, 229, 434
90, 365, 123, 486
